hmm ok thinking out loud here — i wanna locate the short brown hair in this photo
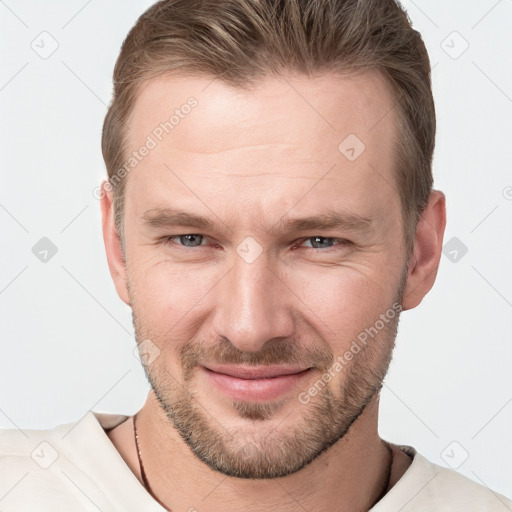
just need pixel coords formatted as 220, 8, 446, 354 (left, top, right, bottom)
101, 0, 435, 256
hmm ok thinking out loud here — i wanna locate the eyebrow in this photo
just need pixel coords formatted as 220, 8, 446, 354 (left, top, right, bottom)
141, 207, 373, 235
142, 208, 216, 230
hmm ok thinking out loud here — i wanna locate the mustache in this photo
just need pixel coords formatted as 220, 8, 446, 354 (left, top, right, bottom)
180, 337, 334, 377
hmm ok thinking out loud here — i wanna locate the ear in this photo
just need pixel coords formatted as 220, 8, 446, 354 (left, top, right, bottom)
402, 190, 446, 311
100, 181, 130, 305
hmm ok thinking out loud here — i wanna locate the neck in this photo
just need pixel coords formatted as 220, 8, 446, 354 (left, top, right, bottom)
133, 392, 393, 512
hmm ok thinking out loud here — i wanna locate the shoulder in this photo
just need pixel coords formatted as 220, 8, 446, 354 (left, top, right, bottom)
0, 411, 128, 468
0, 411, 140, 511
375, 444, 512, 511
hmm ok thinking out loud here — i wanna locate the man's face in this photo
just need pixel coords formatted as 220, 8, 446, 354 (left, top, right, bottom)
121, 71, 408, 478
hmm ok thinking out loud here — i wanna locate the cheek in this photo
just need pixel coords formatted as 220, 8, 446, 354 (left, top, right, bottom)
284, 264, 398, 349
128, 259, 220, 338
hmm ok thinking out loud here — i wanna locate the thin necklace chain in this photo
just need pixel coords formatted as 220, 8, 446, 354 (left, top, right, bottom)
133, 412, 393, 511
133, 413, 171, 511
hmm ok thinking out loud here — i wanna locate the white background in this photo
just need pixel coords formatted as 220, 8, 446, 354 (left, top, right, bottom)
1, 0, 511, 501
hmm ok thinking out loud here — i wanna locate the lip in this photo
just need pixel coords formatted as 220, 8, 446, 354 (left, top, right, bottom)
201, 364, 312, 402
203, 364, 311, 379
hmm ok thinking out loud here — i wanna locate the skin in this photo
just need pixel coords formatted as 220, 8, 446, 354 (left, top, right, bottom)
101, 71, 446, 511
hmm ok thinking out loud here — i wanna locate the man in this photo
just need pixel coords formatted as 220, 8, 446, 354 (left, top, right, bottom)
1, 0, 511, 510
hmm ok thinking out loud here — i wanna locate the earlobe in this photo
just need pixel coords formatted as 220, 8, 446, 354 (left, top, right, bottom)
100, 181, 131, 305
401, 190, 447, 311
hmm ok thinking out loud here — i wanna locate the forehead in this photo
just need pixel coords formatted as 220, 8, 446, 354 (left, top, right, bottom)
127, 70, 397, 152
123, 70, 400, 226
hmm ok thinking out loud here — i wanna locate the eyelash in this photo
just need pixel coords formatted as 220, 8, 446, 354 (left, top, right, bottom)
160, 234, 351, 252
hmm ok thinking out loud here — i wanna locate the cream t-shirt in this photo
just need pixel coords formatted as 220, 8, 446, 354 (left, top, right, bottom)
1, 410, 511, 511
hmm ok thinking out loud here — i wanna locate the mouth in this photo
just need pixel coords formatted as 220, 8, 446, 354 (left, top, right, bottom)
200, 364, 313, 402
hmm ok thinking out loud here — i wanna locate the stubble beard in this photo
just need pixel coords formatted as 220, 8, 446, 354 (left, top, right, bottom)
132, 267, 408, 479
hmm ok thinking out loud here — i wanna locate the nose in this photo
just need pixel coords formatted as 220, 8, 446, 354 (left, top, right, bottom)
212, 249, 295, 353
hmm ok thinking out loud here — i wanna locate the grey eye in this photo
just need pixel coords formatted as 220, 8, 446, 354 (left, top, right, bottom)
177, 234, 204, 247
305, 237, 336, 249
